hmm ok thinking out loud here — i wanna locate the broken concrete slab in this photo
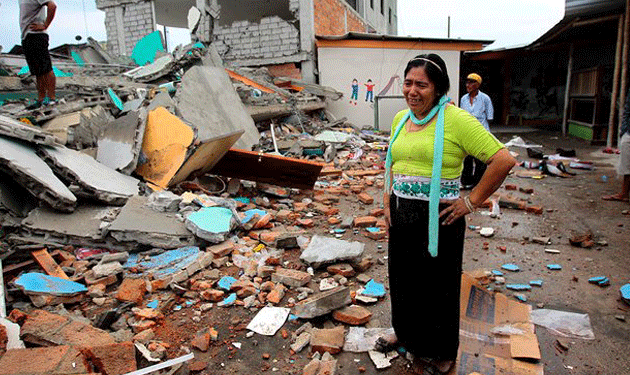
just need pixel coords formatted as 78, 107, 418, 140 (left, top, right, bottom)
135, 107, 194, 189
38, 145, 140, 205
107, 195, 196, 249
292, 286, 351, 319
0, 114, 58, 145
0, 171, 37, 217
18, 309, 115, 347
175, 65, 260, 150
13, 273, 87, 306
0, 345, 90, 375
300, 235, 364, 268
185, 206, 237, 244
123, 246, 209, 283
20, 204, 118, 249
96, 108, 147, 174
0, 135, 76, 212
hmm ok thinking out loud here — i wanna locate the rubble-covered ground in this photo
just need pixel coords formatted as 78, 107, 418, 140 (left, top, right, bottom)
1, 42, 629, 375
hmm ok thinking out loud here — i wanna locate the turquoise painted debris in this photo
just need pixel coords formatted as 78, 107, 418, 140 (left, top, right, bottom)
530, 280, 544, 287
362, 279, 386, 298
123, 246, 201, 280
186, 206, 235, 240
492, 269, 504, 276
588, 276, 610, 287
131, 30, 165, 66
501, 264, 520, 272
366, 227, 381, 233
506, 284, 532, 291
218, 276, 237, 291
547, 264, 562, 270
19, 66, 73, 77
107, 88, 124, 111
219, 293, 237, 307
515, 294, 528, 302
621, 284, 630, 303
147, 300, 159, 309
242, 209, 267, 224
14, 273, 87, 296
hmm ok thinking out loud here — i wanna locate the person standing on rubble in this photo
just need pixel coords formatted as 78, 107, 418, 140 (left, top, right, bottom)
379, 54, 515, 374
19, 0, 57, 110
602, 87, 630, 203
459, 73, 494, 190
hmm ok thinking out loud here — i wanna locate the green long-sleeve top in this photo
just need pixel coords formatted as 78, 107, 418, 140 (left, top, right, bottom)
390, 105, 504, 179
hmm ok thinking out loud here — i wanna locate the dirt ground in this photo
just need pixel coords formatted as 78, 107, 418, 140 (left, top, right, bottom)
138, 128, 628, 375
24, 128, 626, 375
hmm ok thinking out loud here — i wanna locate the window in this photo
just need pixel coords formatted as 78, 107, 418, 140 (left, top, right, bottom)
370, 0, 374, 9
389, 7, 392, 24
380, 0, 384, 14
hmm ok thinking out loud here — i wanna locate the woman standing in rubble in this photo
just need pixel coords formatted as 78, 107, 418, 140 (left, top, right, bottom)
379, 54, 516, 374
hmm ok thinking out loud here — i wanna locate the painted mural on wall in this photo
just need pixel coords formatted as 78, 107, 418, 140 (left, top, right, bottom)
348, 78, 378, 106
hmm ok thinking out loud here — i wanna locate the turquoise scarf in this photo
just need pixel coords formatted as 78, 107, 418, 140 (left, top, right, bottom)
385, 95, 450, 257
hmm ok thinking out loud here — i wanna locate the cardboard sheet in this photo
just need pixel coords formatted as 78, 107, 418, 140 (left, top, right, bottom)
457, 273, 543, 375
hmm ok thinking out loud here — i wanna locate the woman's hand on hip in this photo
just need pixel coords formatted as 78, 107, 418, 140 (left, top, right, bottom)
439, 197, 471, 225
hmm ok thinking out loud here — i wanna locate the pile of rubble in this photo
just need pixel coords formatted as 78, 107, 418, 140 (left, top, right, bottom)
0, 36, 408, 374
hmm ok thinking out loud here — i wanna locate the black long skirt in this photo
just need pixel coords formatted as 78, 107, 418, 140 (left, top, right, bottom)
388, 193, 466, 360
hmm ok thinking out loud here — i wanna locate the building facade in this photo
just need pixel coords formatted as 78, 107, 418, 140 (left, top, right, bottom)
95, 0, 397, 82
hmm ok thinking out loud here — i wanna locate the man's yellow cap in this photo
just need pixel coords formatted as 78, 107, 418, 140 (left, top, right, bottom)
466, 73, 482, 84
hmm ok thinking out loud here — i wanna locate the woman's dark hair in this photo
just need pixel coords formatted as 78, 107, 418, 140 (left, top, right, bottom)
404, 53, 450, 106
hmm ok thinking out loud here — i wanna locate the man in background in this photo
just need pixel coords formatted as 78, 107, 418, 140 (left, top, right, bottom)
602, 87, 630, 203
19, 0, 57, 109
460, 73, 494, 189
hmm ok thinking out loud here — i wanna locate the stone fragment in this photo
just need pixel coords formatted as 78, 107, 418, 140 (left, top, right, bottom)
272, 268, 311, 288
293, 286, 352, 319
300, 235, 364, 268
310, 326, 345, 354
291, 331, 311, 353
191, 331, 210, 352
116, 278, 147, 304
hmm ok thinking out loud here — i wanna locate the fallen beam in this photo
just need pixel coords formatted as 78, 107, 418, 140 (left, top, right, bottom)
30, 248, 69, 280
210, 149, 324, 190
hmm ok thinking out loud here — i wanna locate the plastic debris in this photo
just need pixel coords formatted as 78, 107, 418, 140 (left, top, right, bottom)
360, 279, 386, 298
547, 264, 562, 270
529, 280, 544, 287
588, 276, 610, 287
506, 284, 532, 291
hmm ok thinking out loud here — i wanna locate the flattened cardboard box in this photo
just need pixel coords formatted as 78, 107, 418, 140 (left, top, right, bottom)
456, 273, 543, 375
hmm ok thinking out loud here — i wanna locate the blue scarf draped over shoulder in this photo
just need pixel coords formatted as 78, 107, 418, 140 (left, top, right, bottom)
384, 95, 451, 257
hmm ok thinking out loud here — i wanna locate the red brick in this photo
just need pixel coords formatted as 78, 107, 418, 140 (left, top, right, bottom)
526, 205, 543, 215
357, 192, 374, 204
189, 361, 208, 372
369, 208, 384, 217
267, 284, 287, 304
207, 240, 235, 258
83, 341, 137, 375
505, 184, 518, 190
365, 228, 387, 240
116, 278, 146, 305
327, 217, 341, 225
253, 213, 274, 229
519, 187, 534, 194
200, 289, 225, 302
191, 331, 210, 352
310, 326, 345, 355
297, 218, 315, 228
0, 346, 89, 375
353, 216, 377, 227
275, 209, 292, 222
327, 263, 356, 277
332, 305, 372, 325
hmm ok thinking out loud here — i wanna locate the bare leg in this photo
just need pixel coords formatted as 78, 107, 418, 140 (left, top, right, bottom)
35, 74, 47, 102
46, 70, 56, 100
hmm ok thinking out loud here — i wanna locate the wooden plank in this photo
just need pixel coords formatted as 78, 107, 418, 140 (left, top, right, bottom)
226, 69, 277, 94
30, 248, 69, 280
210, 148, 324, 190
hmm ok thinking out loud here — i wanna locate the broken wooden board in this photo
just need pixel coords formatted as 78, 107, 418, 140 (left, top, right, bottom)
210, 148, 325, 190
169, 130, 244, 186
30, 248, 68, 280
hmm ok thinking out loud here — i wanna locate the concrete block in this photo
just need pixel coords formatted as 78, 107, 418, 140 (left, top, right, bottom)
292, 286, 351, 319
300, 235, 364, 268
272, 268, 311, 288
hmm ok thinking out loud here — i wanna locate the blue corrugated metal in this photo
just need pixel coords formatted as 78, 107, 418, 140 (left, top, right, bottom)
565, 0, 625, 18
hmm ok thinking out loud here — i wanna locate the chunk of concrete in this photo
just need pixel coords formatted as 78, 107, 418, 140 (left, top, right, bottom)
310, 326, 345, 355
123, 246, 203, 282
0, 114, 58, 145
300, 235, 364, 268
0, 135, 76, 212
38, 145, 139, 205
292, 286, 351, 319
96, 109, 147, 174
13, 273, 87, 297
108, 195, 195, 248
185, 206, 237, 243
176, 65, 260, 150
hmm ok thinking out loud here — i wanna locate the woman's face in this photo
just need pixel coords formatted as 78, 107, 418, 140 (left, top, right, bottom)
403, 66, 436, 117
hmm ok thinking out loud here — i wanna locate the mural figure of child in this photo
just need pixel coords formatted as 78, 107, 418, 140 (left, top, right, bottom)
350, 78, 359, 105
365, 79, 375, 102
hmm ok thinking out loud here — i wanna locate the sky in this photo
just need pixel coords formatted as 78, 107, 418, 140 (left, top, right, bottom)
0, 0, 565, 53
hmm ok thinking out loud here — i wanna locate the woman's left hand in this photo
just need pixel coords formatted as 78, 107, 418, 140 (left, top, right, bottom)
439, 198, 471, 225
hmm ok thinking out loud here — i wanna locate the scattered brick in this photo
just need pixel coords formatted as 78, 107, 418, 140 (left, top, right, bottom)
327, 263, 356, 277
0, 345, 89, 375
297, 218, 315, 228
310, 326, 345, 354
272, 268, 311, 287
353, 216, 377, 228
332, 305, 373, 325
83, 341, 137, 375
207, 241, 235, 258
526, 205, 543, 215
357, 192, 374, 204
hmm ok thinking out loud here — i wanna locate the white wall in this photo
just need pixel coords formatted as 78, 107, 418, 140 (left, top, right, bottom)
318, 47, 461, 131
